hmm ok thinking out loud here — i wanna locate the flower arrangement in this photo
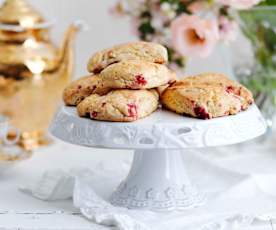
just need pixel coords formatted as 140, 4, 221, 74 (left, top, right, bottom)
110, 0, 261, 69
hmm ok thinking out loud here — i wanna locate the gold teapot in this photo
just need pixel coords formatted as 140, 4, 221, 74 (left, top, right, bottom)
0, 0, 81, 149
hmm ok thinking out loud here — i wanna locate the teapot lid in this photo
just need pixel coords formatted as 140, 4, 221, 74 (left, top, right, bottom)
0, 0, 49, 30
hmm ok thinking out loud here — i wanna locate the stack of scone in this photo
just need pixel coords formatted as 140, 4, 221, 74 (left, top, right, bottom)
63, 41, 254, 121
63, 41, 175, 121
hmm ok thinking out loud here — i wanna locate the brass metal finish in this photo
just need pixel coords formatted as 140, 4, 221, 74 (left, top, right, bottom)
0, 0, 81, 149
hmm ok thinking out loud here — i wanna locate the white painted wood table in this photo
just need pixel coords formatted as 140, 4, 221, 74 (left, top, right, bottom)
0, 140, 130, 230
0, 139, 275, 230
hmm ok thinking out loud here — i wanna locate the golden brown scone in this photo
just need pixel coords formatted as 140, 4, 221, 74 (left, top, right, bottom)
63, 75, 109, 106
161, 73, 254, 119
174, 73, 253, 107
87, 41, 168, 73
77, 89, 159, 122
99, 60, 174, 90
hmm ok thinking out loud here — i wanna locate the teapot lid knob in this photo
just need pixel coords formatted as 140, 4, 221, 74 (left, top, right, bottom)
0, 0, 45, 28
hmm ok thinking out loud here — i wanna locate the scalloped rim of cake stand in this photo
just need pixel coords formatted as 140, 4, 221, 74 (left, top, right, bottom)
50, 104, 267, 149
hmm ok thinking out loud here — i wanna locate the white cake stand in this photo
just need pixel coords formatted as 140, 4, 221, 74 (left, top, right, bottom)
50, 105, 266, 211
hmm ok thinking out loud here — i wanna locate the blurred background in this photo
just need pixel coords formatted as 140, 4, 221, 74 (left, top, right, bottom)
0, 0, 250, 77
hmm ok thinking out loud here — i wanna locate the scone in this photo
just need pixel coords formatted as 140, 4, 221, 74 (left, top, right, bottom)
99, 60, 175, 90
63, 75, 109, 106
174, 73, 253, 108
77, 89, 159, 122
87, 41, 168, 73
161, 73, 254, 119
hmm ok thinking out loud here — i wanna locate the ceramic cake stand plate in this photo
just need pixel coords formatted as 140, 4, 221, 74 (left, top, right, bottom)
50, 105, 266, 211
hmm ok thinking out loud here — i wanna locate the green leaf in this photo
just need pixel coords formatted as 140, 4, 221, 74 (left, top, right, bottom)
138, 21, 155, 39
258, 0, 276, 6
175, 57, 185, 67
239, 7, 276, 68
140, 11, 151, 19
239, 7, 276, 28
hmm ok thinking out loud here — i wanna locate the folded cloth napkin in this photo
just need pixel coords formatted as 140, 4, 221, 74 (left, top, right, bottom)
20, 150, 276, 230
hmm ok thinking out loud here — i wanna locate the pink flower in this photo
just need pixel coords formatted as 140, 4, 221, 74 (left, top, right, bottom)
171, 14, 219, 58
218, 16, 238, 42
217, 0, 261, 9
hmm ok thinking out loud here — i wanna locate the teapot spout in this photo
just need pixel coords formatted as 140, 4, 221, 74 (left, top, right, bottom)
55, 21, 83, 75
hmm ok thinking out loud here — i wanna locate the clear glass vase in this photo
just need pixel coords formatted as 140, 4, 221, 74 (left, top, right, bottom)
236, 6, 276, 137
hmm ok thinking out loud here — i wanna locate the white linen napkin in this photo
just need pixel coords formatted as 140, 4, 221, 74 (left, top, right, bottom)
19, 149, 276, 230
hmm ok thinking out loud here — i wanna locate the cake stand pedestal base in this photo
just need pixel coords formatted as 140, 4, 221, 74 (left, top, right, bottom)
110, 149, 204, 211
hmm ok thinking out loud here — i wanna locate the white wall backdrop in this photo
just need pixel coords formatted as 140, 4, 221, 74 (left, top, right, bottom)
0, 0, 251, 79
